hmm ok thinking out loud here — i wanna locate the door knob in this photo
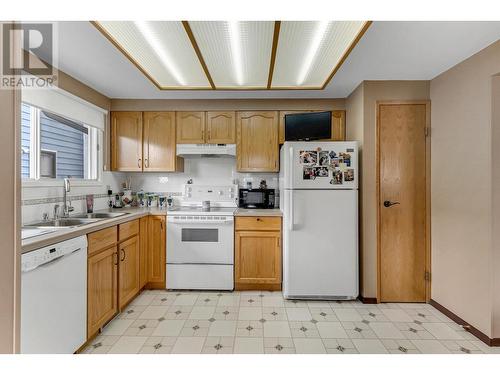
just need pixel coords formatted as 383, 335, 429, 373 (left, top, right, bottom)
384, 200, 400, 208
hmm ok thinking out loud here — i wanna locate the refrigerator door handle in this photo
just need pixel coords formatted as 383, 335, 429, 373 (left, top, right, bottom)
289, 146, 294, 185
289, 190, 294, 231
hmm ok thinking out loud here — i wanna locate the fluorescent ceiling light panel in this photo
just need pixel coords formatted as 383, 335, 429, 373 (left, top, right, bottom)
228, 21, 244, 85
272, 21, 368, 88
134, 21, 185, 85
96, 21, 210, 88
188, 21, 274, 88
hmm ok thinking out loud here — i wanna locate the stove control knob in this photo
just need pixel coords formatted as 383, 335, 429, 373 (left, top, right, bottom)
218, 190, 223, 195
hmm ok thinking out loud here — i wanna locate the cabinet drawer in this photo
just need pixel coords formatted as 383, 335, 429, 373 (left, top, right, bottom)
88, 226, 117, 256
235, 216, 281, 231
119, 219, 139, 241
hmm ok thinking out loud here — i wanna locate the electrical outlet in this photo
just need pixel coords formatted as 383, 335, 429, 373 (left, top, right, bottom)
159, 176, 169, 184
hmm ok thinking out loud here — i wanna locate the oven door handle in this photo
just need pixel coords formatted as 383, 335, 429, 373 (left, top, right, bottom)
167, 217, 234, 224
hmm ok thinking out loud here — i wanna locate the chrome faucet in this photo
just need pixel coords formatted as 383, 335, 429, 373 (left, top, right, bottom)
62, 178, 74, 218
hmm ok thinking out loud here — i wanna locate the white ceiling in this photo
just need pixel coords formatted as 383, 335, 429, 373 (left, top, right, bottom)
54, 21, 500, 99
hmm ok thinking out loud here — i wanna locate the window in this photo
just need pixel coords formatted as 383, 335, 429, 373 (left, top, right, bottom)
21, 102, 101, 181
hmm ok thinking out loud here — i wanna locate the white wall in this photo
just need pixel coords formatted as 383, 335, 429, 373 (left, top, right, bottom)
126, 157, 279, 199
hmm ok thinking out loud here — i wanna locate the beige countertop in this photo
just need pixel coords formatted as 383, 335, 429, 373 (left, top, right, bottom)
234, 208, 283, 217
22, 207, 168, 254
22, 206, 283, 254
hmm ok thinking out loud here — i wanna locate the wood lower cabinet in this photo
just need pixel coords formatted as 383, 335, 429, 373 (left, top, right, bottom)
87, 246, 118, 339
235, 216, 282, 291
237, 111, 279, 172
206, 111, 236, 144
176, 111, 206, 143
118, 235, 140, 309
139, 217, 148, 289
278, 110, 346, 144
111, 111, 143, 171
147, 215, 166, 288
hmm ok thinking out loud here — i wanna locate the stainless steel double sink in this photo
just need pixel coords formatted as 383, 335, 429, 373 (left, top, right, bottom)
24, 212, 130, 229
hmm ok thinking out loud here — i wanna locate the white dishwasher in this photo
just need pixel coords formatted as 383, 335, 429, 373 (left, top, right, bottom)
21, 235, 87, 354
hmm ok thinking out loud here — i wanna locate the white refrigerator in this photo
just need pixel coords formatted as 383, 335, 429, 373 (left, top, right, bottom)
279, 141, 358, 300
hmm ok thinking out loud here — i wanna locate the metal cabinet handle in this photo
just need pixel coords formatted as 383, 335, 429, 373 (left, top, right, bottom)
120, 248, 125, 261
138, 158, 142, 168
383, 200, 400, 208
145, 158, 149, 168
113, 251, 118, 265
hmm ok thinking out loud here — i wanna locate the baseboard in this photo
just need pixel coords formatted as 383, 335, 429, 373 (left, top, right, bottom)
358, 295, 378, 304
235, 282, 282, 291
429, 299, 499, 347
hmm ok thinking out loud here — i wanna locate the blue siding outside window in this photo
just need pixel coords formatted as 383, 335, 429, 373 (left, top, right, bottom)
21, 103, 88, 179
21, 104, 31, 178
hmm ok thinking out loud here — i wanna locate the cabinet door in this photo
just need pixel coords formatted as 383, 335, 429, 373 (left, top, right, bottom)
118, 235, 140, 309
176, 111, 206, 143
235, 230, 281, 289
111, 111, 143, 171
139, 217, 148, 289
206, 111, 236, 144
143, 112, 179, 171
87, 246, 118, 338
331, 110, 346, 141
148, 215, 166, 288
237, 111, 279, 172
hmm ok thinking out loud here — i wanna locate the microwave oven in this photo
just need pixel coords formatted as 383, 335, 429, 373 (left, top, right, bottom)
238, 189, 275, 209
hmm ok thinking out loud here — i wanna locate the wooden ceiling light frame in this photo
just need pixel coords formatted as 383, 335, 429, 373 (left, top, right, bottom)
91, 20, 372, 91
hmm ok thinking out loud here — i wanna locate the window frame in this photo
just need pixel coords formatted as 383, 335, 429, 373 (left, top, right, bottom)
21, 103, 104, 187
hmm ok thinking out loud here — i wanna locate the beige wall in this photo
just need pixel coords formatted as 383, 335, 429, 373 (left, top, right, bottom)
493, 75, 500, 338
431, 40, 500, 338
111, 98, 345, 111
346, 80, 430, 299
0, 25, 21, 353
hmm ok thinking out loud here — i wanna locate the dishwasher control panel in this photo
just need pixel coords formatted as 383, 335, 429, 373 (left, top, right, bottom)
22, 235, 88, 271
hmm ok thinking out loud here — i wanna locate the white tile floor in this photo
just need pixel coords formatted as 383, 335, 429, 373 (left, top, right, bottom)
82, 290, 498, 354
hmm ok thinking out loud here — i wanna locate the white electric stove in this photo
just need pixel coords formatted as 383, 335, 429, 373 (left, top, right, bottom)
166, 185, 237, 290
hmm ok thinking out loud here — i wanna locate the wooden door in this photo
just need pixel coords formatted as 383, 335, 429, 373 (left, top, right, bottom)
378, 102, 429, 302
206, 111, 236, 144
139, 217, 148, 289
176, 111, 206, 143
87, 246, 118, 338
111, 111, 143, 171
235, 231, 281, 289
237, 111, 279, 172
118, 235, 140, 309
147, 215, 166, 288
143, 112, 177, 171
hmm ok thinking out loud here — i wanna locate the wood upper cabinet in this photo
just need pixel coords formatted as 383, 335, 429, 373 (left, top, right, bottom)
87, 245, 118, 339
235, 216, 282, 291
237, 111, 279, 172
147, 215, 166, 288
176, 111, 206, 144
139, 217, 148, 289
206, 111, 236, 144
143, 112, 183, 172
278, 110, 346, 144
118, 235, 140, 309
111, 111, 143, 171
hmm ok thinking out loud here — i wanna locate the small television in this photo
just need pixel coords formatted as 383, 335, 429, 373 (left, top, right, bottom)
285, 111, 332, 141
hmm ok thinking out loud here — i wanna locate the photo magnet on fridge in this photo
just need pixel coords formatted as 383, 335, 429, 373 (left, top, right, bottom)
330, 158, 340, 168
299, 151, 318, 165
329, 151, 337, 159
339, 152, 351, 167
331, 170, 343, 184
344, 169, 355, 182
314, 166, 329, 177
303, 167, 316, 180
318, 151, 329, 166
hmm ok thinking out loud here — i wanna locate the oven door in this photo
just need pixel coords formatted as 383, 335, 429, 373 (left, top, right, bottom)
166, 215, 234, 264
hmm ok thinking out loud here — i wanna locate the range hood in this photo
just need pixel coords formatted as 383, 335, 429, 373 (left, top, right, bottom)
176, 144, 236, 157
